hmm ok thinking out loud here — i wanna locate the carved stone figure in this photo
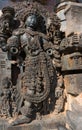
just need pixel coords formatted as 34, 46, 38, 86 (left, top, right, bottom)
46, 12, 65, 114
0, 6, 20, 38
4, 11, 55, 125
0, 77, 12, 117
0, 6, 20, 119
1, 1, 82, 130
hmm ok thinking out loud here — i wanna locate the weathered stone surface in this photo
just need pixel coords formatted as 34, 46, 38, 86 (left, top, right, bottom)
0, 1, 82, 130
0, 120, 9, 130
8, 118, 65, 130
56, 1, 79, 32
66, 94, 82, 130
61, 52, 82, 71
71, 93, 82, 112
0, 114, 65, 130
64, 74, 82, 95
65, 2, 82, 36
0, 1, 66, 128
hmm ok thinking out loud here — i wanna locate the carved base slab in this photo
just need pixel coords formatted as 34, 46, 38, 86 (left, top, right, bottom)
0, 114, 65, 130
8, 124, 42, 130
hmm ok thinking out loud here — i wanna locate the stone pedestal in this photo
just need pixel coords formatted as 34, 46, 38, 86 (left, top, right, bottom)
0, 114, 65, 130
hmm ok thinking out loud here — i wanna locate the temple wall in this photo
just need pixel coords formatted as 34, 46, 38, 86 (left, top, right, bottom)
0, 1, 82, 130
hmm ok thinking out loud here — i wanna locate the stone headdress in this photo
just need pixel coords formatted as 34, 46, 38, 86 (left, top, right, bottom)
15, 2, 46, 33
13, 2, 47, 22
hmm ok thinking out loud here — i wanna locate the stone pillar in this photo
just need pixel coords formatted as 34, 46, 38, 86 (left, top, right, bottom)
56, 0, 78, 32
60, 2, 82, 111
65, 2, 82, 36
